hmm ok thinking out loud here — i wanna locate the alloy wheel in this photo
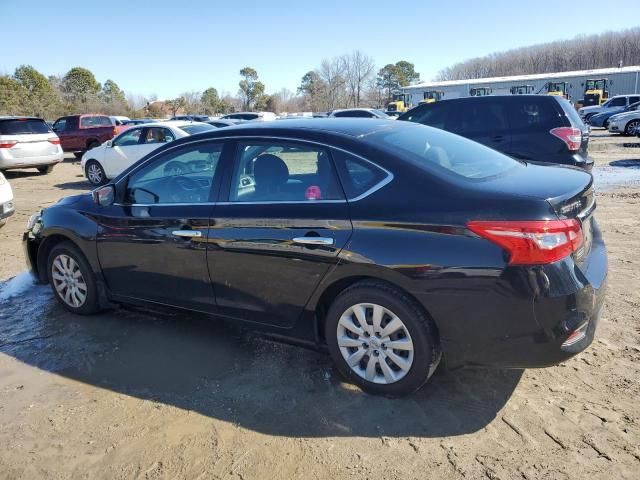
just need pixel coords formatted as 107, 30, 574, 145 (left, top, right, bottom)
51, 254, 87, 308
336, 303, 414, 384
87, 163, 103, 185
627, 120, 640, 135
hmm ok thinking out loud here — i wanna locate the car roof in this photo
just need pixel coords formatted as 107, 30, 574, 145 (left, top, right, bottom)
124, 120, 199, 129
189, 117, 408, 139
0, 116, 43, 121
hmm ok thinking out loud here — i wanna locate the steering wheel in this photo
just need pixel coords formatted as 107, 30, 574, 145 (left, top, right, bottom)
168, 175, 203, 202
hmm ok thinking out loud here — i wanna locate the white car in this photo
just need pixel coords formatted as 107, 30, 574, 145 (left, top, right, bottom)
81, 121, 217, 185
220, 111, 277, 122
328, 108, 392, 119
607, 103, 640, 136
0, 171, 15, 228
0, 116, 64, 174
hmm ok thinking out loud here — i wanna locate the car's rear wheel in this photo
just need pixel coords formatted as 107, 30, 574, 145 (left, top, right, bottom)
37, 165, 54, 174
85, 160, 106, 186
47, 242, 100, 314
325, 281, 440, 396
625, 120, 640, 136
87, 140, 101, 151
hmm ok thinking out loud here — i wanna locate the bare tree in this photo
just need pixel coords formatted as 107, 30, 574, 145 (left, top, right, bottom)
345, 50, 375, 107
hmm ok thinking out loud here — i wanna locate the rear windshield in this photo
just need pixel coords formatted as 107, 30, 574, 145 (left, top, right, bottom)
0, 119, 51, 135
364, 124, 522, 180
178, 123, 217, 135
80, 116, 112, 127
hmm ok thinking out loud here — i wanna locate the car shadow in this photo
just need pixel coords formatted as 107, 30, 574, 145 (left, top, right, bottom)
0, 278, 522, 439
3, 170, 48, 179
53, 179, 92, 190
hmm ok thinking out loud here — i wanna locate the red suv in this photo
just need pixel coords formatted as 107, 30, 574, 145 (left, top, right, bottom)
52, 114, 117, 159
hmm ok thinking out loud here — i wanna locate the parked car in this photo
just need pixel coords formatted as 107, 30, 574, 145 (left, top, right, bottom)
220, 112, 277, 122
80, 121, 217, 185
578, 94, 640, 122
110, 116, 131, 135
52, 114, 118, 159
399, 95, 593, 170
0, 171, 14, 228
588, 101, 640, 129
170, 115, 210, 122
123, 119, 156, 126
24, 119, 606, 396
329, 108, 391, 119
0, 116, 64, 174
206, 119, 244, 128
607, 103, 640, 136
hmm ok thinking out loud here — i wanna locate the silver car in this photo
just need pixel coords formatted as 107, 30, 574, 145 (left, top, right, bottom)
0, 117, 64, 174
607, 103, 640, 136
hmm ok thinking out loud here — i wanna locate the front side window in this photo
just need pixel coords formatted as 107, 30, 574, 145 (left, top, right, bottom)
609, 97, 627, 107
144, 127, 174, 144
113, 128, 143, 147
400, 102, 453, 130
80, 116, 112, 127
230, 141, 344, 202
125, 142, 222, 204
53, 118, 68, 131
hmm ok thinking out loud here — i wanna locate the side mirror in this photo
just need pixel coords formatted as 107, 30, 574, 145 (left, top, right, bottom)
105, 140, 113, 148
92, 185, 115, 207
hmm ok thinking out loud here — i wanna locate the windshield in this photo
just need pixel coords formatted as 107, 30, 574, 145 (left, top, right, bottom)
363, 124, 522, 180
0, 118, 51, 135
178, 123, 217, 135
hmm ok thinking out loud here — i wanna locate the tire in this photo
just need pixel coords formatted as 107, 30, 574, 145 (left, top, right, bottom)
624, 120, 640, 136
87, 140, 101, 151
74, 152, 84, 160
324, 281, 441, 396
47, 241, 101, 315
37, 165, 54, 174
85, 160, 107, 186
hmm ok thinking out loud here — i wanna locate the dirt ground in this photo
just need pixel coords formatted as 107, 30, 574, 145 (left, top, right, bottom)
1, 135, 639, 479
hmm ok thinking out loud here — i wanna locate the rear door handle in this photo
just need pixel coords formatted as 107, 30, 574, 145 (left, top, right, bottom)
172, 230, 203, 238
293, 237, 334, 246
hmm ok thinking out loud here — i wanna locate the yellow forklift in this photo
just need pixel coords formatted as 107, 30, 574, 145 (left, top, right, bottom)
545, 81, 571, 99
581, 79, 610, 106
469, 87, 492, 96
386, 92, 413, 113
418, 90, 445, 104
510, 85, 535, 95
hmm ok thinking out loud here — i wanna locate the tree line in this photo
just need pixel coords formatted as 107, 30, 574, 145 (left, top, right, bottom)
436, 28, 640, 81
0, 53, 420, 118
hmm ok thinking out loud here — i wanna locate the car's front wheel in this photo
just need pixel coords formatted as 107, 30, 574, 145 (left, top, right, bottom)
325, 281, 440, 396
625, 120, 640, 136
85, 160, 106, 186
47, 242, 101, 314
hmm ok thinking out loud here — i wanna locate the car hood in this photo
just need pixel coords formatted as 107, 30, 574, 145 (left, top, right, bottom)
609, 112, 640, 121
579, 105, 601, 115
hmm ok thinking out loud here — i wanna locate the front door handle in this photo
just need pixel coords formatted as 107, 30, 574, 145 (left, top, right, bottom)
172, 230, 203, 238
293, 237, 334, 246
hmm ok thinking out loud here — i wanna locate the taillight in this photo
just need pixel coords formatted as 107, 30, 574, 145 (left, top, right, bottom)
467, 219, 584, 265
48, 138, 61, 145
550, 127, 582, 151
113, 127, 118, 136
0, 141, 18, 148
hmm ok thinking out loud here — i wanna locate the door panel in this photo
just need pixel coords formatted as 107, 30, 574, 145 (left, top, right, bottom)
96, 205, 216, 311
207, 139, 352, 328
97, 140, 225, 312
208, 204, 352, 327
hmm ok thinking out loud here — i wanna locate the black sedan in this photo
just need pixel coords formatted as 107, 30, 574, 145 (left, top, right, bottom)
23, 119, 607, 396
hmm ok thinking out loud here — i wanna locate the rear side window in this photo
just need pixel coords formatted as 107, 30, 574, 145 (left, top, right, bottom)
365, 123, 521, 180
80, 116, 112, 127
450, 100, 508, 135
0, 119, 51, 135
507, 97, 561, 131
629, 96, 640, 105
400, 103, 454, 130
332, 151, 388, 199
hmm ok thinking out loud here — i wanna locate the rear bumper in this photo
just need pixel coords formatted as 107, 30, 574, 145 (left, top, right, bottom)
0, 152, 64, 170
416, 220, 607, 369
